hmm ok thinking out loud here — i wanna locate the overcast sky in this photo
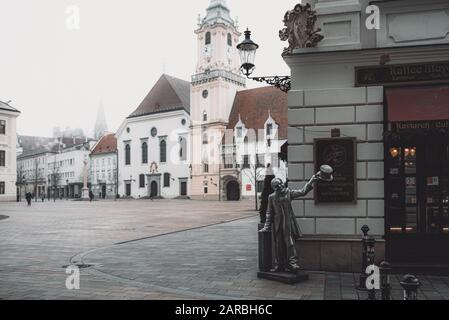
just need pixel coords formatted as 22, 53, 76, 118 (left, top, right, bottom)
1, 0, 300, 137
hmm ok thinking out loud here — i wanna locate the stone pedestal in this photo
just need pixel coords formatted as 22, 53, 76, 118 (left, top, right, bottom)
257, 271, 309, 284
258, 223, 272, 272
81, 187, 89, 200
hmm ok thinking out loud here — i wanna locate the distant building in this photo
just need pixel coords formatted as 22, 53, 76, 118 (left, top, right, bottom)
89, 133, 117, 199
221, 87, 288, 201
0, 100, 20, 201
116, 74, 191, 199
46, 142, 95, 199
17, 146, 58, 200
94, 103, 108, 140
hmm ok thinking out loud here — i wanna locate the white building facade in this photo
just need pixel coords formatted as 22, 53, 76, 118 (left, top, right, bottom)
89, 134, 117, 199
17, 149, 55, 200
0, 101, 20, 202
116, 75, 191, 199
220, 87, 288, 201
47, 143, 93, 199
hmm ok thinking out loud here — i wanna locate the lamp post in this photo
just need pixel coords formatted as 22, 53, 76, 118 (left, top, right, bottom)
237, 29, 291, 93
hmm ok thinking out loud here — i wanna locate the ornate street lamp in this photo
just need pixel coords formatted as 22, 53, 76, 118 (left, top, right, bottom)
237, 29, 291, 93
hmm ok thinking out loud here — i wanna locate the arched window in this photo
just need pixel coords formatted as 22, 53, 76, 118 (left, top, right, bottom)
160, 139, 167, 163
139, 174, 145, 188
205, 32, 211, 45
179, 137, 187, 161
202, 132, 208, 145
163, 173, 171, 187
141, 142, 148, 164
203, 111, 208, 122
227, 33, 232, 46
125, 144, 131, 165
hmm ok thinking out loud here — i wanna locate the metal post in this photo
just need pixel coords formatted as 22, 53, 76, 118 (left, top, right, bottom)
366, 237, 376, 300
400, 274, 421, 300
358, 225, 370, 289
380, 261, 392, 300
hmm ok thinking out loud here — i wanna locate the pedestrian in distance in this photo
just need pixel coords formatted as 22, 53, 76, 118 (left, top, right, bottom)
25, 192, 32, 206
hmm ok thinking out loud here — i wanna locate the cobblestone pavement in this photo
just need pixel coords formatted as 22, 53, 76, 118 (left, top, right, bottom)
0, 199, 255, 300
80, 216, 449, 300
1, 199, 449, 300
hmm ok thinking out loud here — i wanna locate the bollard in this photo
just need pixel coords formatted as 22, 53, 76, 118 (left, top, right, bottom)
379, 261, 392, 300
400, 274, 421, 300
365, 237, 376, 300
358, 225, 376, 290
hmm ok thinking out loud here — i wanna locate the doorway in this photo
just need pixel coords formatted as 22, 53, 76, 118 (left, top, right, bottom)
150, 181, 158, 197
180, 180, 187, 196
101, 185, 106, 199
226, 180, 240, 201
125, 183, 131, 197
385, 139, 449, 264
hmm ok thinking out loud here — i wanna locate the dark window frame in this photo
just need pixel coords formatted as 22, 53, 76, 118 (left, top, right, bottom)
139, 174, 145, 188
163, 173, 171, 188
141, 141, 148, 164
0, 120, 5, 135
160, 139, 167, 163
0, 181, 4, 194
125, 144, 131, 166
205, 32, 211, 45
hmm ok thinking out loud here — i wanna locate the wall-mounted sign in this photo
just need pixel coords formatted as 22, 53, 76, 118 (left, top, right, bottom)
355, 61, 449, 87
314, 138, 357, 203
246, 184, 252, 192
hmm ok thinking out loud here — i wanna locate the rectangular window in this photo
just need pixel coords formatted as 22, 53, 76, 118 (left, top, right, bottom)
0, 150, 5, 167
204, 187, 208, 194
0, 181, 4, 194
256, 154, 265, 168
236, 127, 242, 138
164, 173, 171, 187
0, 120, 5, 134
139, 174, 145, 188
203, 163, 209, 173
243, 155, 250, 169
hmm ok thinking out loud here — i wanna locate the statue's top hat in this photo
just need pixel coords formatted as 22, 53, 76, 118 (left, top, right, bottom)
318, 165, 334, 182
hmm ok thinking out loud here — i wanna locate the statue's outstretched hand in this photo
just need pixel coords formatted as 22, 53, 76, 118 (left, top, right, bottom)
259, 226, 270, 233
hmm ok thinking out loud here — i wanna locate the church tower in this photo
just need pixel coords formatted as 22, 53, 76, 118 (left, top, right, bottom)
94, 102, 108, 140
189, 0, 245, 200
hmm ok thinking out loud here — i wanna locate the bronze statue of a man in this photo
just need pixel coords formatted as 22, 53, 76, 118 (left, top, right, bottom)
259, 174, 320, 273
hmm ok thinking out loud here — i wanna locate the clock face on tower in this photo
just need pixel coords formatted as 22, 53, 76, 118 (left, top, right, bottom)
203, 45, 211, 57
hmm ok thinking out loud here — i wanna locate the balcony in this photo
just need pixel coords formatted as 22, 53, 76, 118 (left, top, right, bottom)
192, 69, 246, 86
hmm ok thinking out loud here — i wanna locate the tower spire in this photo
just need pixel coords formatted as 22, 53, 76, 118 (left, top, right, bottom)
94, 101, 108, 140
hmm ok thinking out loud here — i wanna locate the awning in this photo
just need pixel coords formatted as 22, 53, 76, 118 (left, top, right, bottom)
386, 86, 449, 122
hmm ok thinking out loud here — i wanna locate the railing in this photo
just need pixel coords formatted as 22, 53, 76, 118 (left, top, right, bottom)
192, 69, 246, 86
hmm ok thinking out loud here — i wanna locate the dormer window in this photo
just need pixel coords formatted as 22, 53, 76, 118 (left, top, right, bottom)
236, 127, 243, 138
266, 123, 273, 136
205, 32, 211, 45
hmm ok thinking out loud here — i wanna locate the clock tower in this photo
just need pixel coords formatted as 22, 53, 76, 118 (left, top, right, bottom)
190, 0, 245, 200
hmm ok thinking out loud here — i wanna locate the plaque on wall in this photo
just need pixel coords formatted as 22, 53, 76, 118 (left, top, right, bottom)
355, 61, 449, 87
314, 138, 357, 203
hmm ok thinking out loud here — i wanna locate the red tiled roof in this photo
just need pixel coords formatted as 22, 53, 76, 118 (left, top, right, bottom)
91, 133, 117, 155
227, 86, 288, 139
